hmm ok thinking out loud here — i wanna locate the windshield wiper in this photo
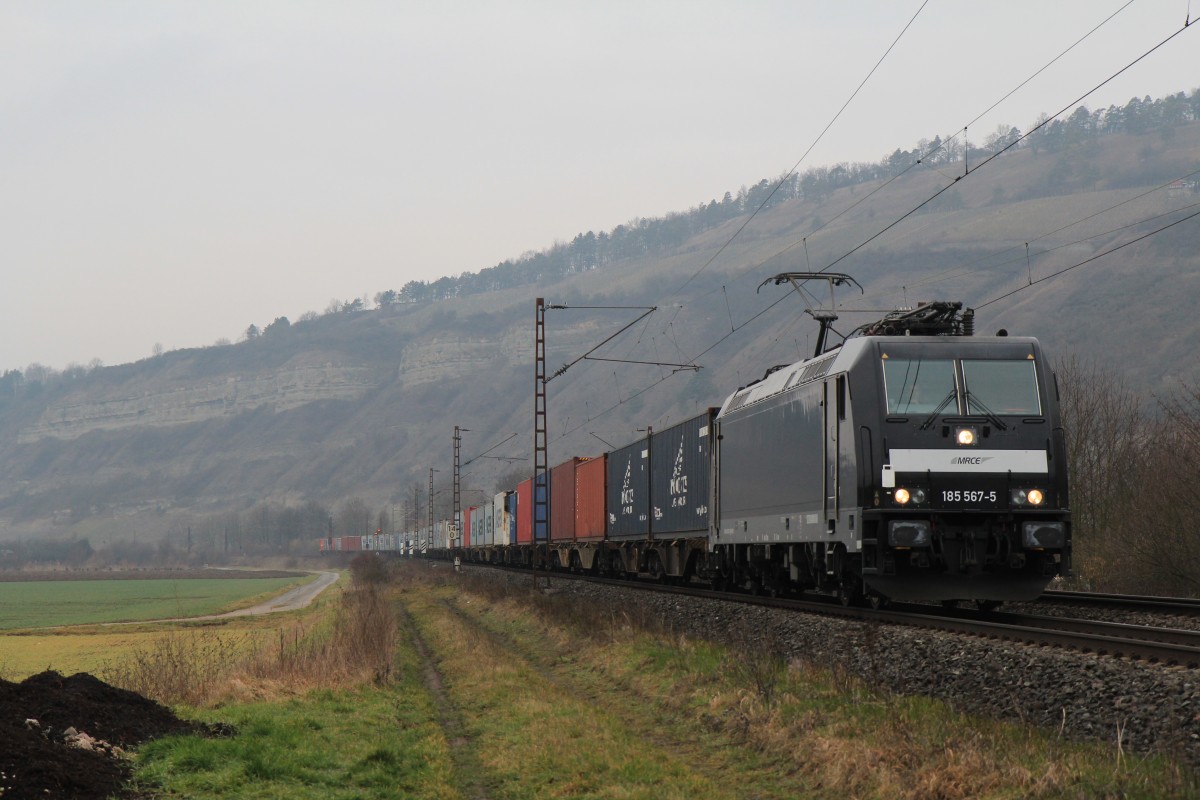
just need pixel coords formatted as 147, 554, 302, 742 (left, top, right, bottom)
919, 389, 959, 430
963, 391, 1009, 431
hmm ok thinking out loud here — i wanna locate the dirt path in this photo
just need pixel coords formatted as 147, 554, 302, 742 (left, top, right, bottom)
194, 570, 339, 619
93, 571, 341, 627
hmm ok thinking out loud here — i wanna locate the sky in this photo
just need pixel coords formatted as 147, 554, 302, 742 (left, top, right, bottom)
2, 1, 1196, 371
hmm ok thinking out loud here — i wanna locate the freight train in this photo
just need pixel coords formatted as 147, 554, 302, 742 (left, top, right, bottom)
323, 294, 1070, 607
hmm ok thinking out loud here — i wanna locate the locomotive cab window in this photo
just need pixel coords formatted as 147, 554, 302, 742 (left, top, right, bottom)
961, 360, 1041, 415
882, 358, 957, 415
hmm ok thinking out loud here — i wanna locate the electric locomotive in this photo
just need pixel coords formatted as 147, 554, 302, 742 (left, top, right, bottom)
710, 277, 1070, 605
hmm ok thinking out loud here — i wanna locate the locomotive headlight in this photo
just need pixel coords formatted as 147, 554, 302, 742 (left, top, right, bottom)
911, 488, 927, 505
955, 426, 977, 446
1012, 488, 1045, 507
894, 488, 911, 505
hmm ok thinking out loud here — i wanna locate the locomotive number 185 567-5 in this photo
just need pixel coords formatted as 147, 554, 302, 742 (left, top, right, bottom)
941, 489, 998, 505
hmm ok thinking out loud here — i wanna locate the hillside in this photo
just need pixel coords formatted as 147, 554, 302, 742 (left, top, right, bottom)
1, 112, 1198, 554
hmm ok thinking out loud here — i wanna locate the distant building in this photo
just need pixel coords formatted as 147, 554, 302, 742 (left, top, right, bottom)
1167, 179, 1198, 196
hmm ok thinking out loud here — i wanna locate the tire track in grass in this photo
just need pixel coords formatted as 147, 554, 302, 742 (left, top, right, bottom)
437, 595, 807, 799
395, 600, 492, 800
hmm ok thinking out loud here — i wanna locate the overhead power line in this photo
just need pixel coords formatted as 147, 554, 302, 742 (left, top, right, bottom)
898, 167, 1200, 292
751, 0, 1139, 276
668, 0, 930, 299
817, 15, 1198, 276
977, 207, 1200, 309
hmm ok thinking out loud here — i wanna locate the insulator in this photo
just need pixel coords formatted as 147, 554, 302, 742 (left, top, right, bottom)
962, 308, 975, 337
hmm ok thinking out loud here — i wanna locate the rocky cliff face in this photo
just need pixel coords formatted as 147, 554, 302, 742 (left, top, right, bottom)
397, 330, 524, 386
19, 360, 380, 443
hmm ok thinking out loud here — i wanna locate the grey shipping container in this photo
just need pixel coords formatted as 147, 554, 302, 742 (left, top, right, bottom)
649, 410, 716, 537
606, 436, 650, 539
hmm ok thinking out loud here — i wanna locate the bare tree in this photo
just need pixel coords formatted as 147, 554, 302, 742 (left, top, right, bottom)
336, 496, 371, 538
1055, 355, 1148, 587
1121, 387, 1200, 594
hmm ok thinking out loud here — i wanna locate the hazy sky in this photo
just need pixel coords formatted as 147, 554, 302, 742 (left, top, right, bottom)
2, 1, 1195, 371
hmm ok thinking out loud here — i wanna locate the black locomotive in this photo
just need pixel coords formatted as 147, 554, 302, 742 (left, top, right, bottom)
707, 279, 1070, 605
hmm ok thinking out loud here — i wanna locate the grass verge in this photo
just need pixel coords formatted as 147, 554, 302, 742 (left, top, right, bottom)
398, 563, 1196, 800
133, 654, 458, 798
124, 560, 1197, 798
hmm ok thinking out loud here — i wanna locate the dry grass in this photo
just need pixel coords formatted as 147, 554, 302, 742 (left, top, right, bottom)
241, 582, 396, 689
99, 573, 397, 707
100, 628, 248, 706
405, 562, 1195, 799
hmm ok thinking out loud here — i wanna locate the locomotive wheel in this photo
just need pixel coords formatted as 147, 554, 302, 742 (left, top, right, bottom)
646, 554, 665, 584
867, 593, 889, 610
837, 581, 861, 607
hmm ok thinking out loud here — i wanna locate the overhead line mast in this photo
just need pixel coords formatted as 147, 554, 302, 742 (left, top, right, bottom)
534, 298, 548, 564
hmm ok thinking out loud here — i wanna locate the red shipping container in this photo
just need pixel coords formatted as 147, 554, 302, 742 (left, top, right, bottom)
516, 478, 532, 544
464, 506, 478, 548
551, 457, 589, 542
575, 454, 607, 541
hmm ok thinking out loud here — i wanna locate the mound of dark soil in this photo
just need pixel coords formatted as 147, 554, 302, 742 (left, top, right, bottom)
0, 670, 230, 799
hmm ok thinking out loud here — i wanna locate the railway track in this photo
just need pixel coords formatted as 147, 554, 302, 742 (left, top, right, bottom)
472, 563, 1200, 667
1040, 588, 1200, 616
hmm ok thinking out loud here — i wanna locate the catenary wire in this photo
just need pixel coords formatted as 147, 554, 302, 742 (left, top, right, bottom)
730, 0, 1140, 290
667, 0, 930, 299
904, 197, 1200, 292
977, 207, 1200, 309
896, 166, 1200, 291
816, 17, 1196, 276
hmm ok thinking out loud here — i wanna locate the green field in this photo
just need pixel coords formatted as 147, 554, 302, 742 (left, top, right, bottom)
0, 576, 310, 630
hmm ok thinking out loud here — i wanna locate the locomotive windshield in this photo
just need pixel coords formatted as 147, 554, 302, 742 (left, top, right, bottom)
882, 355, 1043, 416
882, 358, 956, 414
962, 359, 1041, 415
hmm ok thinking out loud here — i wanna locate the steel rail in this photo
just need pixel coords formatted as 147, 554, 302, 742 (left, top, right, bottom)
1040, 589, 1200, 616
469, 566, 1200, 667
915, 605, 1200, 649
634, 579, 1200, 666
